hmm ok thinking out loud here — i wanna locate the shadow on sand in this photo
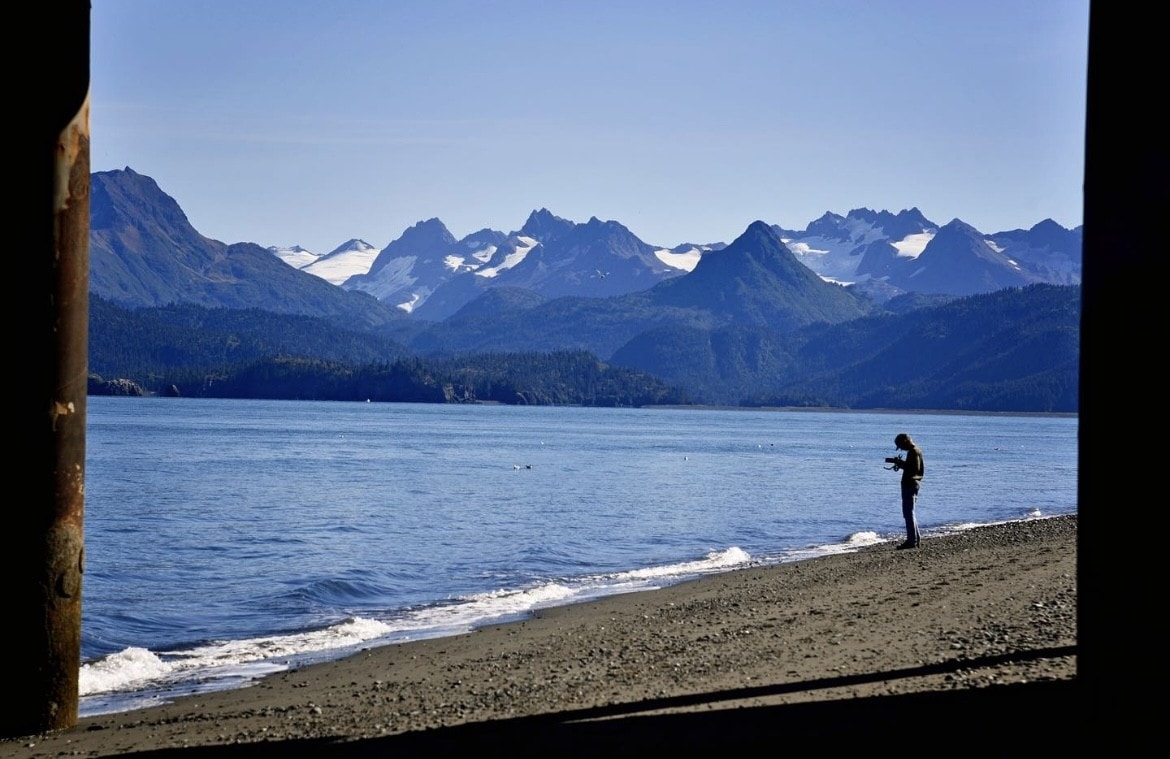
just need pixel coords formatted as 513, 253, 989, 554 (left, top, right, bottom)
123, 647, 1084, 756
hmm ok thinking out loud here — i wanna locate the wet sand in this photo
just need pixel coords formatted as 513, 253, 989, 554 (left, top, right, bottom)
4, 516, 1084, 757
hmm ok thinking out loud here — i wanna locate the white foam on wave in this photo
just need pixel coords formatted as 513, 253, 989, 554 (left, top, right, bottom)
612, 547, 752, 581
391, 582, 580, 636
760, 530, 888, 564
80, 616, 393, 698
385, 548, 756, 639
93, 520, 1064, 718
80, 514, 1071, 718
945, 510, 1049, 533
77, 546, 759, 719
844, 530, 884, 547
82, 547, 759, 711
79, 646, 170, 695
180, 616, 392, 662
80, 526, 974, 716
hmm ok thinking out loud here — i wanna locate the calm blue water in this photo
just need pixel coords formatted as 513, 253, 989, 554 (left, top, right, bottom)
80, 398, 1078, 715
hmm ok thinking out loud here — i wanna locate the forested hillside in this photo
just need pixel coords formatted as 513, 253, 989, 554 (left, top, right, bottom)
90, 285, 1079, 412
89, 298, 689, 407
610, 284, 1080, 411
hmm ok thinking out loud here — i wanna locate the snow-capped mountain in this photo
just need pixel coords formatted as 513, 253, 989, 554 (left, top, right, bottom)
777, 208, 938, 286
341, 220, 506, 314
271, 206, 1080, 313
267, 239, 380, 287
986, 219, 1082, 285
89, 165, 1080, 344
774, 207, 1081, 297
334, 210, 702, 317
269, 244, 318, 271
656, 243, 714, 272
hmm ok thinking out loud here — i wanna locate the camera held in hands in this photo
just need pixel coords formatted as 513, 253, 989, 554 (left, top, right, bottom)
884, 455, 904, 471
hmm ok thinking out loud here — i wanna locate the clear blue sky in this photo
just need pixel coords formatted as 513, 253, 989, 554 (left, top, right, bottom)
91, 0, 1089, 253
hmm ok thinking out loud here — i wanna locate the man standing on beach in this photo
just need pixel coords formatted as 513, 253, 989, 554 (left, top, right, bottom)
888, 433, 925, 549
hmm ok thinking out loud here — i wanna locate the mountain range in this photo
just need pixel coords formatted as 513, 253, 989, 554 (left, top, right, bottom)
87, 168, 1080, 410
94, 167, 1081, 321
267, 200, 1080, 317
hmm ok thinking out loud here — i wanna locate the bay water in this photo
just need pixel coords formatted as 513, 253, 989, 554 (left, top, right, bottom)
80, 397, 1078, 715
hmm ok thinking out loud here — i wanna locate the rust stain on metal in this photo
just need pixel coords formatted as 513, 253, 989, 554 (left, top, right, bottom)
54, 96, 90, 213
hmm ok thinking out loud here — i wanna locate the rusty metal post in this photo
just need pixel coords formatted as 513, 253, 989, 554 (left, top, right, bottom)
5, 2, 90, 738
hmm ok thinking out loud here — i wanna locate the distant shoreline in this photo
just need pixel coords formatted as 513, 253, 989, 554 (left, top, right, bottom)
642, 403, 1078, 418
87, 394, 1079, 417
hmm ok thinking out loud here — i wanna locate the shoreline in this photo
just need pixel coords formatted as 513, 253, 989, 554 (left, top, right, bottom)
643, 404, 1078, 418
5, 515, 1081, 756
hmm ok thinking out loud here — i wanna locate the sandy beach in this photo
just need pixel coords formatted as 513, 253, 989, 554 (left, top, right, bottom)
4, 516, 1082, 756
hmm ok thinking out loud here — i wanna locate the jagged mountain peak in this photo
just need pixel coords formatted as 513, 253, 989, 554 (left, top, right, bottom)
402, 217, 455, 240
519, 208, 575, 243
900, 207, 930, 223
800, 208, 938, 246
803, 211, 848, 237
844, 207, 879, 221
850, 207, 935, 235
357, 217, 458, 285
379, 218, 457, 256
527, 207, 565, 222
575, 215, 639, 240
